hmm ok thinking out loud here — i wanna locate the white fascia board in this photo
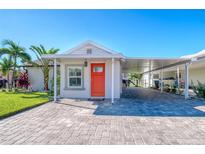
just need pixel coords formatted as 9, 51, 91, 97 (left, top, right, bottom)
42, 53, 125, 59
180, 49, 205, 59
126, 57, 189, 61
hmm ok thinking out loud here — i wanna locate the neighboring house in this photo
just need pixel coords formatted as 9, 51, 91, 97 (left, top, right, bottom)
26, 40, 205, 100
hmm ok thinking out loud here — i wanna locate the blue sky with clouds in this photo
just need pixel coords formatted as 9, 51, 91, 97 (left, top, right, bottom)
0, 9, 205, 60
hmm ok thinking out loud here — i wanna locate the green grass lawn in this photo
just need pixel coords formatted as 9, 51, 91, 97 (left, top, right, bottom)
0, 92, 50, 119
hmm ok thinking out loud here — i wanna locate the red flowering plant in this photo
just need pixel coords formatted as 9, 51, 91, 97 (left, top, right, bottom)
17, 70, 30, 89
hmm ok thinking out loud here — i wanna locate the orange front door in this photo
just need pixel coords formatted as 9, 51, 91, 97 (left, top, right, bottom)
91, 63, 105, 97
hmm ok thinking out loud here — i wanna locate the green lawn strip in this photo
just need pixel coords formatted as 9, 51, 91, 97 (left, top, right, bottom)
0, 92, 50, 119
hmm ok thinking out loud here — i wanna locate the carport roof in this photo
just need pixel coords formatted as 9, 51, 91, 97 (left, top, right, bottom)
122, 49, 205, 74
121, 57, 191, 74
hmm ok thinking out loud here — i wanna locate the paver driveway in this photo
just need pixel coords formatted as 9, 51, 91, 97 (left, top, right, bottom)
1, 87, 205, 145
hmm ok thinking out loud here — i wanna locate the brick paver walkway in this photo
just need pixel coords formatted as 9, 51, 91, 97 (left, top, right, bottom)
1, 88, 205, 145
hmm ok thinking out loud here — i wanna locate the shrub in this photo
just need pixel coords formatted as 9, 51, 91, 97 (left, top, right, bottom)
171, 87, 177, 93
164, 84, 171, 92
18, 71, 30, 89
191, 80, 205, 98
1, 88, 6, 92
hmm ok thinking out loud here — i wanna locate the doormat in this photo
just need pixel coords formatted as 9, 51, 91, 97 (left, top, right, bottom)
88, 98, 105, 101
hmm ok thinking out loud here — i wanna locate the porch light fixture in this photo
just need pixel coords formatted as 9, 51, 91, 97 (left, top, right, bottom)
84, 59, 88, 67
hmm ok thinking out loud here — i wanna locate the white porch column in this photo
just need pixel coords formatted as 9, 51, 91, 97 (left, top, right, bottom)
184, 63, 190, 99
160, 69, 163, 93
148, 60, 152, 88
148, 72, 151, 88
177, 66, 180, 94
150, 72, 153, 88
111, 58, 115, 103
54, 58, 57, 102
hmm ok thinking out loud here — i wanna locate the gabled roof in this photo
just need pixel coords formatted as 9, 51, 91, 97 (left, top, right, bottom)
65, 40, 119, 55
42, 40, 125, 59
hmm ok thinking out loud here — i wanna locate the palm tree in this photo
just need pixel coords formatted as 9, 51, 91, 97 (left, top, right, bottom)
30, 45, 59, 91
0, 39, 31, 88
0, 56, 13, 89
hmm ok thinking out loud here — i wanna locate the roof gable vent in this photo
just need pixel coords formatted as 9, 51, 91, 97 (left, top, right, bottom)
86, 48, 92, 54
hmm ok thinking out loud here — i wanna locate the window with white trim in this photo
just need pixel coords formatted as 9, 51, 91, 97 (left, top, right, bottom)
67, 66, 83, 88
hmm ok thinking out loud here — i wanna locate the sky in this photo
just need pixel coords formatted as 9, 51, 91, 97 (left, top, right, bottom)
1, 9, 205, 60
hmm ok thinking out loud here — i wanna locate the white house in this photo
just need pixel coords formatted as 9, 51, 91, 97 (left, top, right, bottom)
41, 41, 125, 103
27, 40, 205, 102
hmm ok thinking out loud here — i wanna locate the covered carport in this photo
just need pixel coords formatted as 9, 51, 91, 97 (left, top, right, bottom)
121, 54, 205, 99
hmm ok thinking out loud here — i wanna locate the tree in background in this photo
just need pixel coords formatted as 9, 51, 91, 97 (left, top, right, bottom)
30, 45, 59, 91
0, 39, 31, 89
129, 73, 142, 87
0, 57, 13, 89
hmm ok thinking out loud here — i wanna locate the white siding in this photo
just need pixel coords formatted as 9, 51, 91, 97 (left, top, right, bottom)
60, 59, 121, 99
27, 67, 53, 91
189, 68, 205, 85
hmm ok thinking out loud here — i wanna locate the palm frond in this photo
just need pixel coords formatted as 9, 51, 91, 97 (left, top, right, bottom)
2, 39, 16, 48
48, 48, 59, 54
30, 45, 44, 64
40, 44, 47, 54
0, 57, 13, 76
30, 45, 44, 56
18, 52, 32, 63
0, 48, 12, 57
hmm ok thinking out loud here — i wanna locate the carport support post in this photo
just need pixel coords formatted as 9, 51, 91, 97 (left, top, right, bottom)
148, 72, 151, 88
160, 69, 163, 93
177, 66, 180, 94
184, 63, 190, 99
54, 58, 57, 102
111, 58, 115, 103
